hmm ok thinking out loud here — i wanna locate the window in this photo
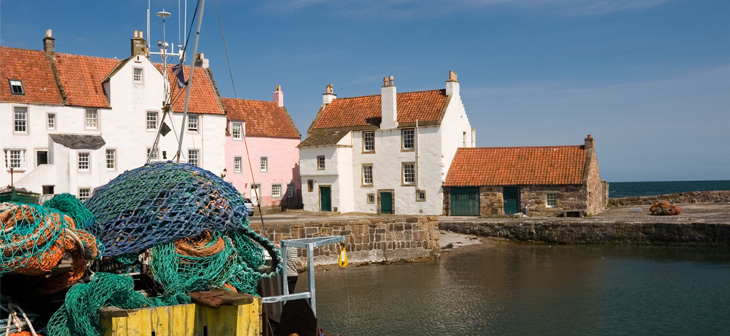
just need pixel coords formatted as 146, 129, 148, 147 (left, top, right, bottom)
363, 131, 375, 152
188, 149, 199, 166
402, 162, 415, 185
4, 149, 26, 170
85, 109, 98, 129
78, 188, 91, 202
260, 157, 268, 172
9, 79, 24, 95
402, 128, 414, 150
286, 183, 295, 198
234, 156, 242, 173
317, 155, 325, 170
367, 193, 375, 204
146, 111, 158, 130
232, 122, 242, 140
47, 113, 56, 130
14, 107, 27, 133
416, 190, 426, 202
272, 184, 282, 198
147, 147, 159, 161
42, 185, 55, 195
362, 164, 373, 186
546, 193, 557, 208
250, 184, 261, 199
106, 149, 116, 170
36, 150, 48, 166
188, 115, 199, 132
133, 68, 143, 83
78, 152, 90, 171
307, 179, 314, 192
463, 131, 467, 147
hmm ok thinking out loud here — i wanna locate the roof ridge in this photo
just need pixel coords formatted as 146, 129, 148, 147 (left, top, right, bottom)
462, 145, 583, 150
335, 88, 444, 100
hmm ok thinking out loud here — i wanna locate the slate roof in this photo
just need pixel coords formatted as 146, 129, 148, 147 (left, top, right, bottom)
220, 98, 300, 139
310, 89, 448, 130
0, 47, 63, 105
49, 134, 106, 150
444, 146, 587, 186
157, 64, 225, 115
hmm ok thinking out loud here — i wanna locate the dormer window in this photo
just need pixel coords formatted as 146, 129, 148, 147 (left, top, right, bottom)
9, 79, 24, 95
133, 68, 143, 83
231, 122, 242, 140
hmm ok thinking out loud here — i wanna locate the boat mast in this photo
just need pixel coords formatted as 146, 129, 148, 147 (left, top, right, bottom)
175, 0, 206, 163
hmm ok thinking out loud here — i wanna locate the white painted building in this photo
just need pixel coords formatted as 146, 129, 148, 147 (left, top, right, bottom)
0, 30, 226, 201
299, 72, 474, 215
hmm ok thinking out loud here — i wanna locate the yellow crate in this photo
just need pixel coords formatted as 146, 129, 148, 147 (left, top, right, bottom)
100, 293, 261, 336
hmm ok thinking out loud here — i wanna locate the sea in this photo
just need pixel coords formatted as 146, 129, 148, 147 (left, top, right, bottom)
608, 180, 730, 198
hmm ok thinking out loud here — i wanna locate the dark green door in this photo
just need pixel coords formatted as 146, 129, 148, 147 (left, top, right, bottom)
503, 187, 520, 215
380, 192, 393, 214
320, 186, 331, 211
450, 187, 480, 216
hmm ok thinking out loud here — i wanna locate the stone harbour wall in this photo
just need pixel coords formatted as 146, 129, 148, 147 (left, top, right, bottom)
439, 219, 730, 246
609, 191, 730, 207
250, 216, 440, 266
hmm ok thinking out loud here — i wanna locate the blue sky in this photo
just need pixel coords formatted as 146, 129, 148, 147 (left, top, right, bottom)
1, 0, 728, 182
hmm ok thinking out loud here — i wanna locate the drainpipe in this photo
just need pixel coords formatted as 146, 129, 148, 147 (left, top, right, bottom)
415, 119, 419, 190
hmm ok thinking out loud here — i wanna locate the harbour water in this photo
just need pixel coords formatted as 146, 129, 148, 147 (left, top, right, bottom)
609, 180, 730, 198
313, 244, 730, 335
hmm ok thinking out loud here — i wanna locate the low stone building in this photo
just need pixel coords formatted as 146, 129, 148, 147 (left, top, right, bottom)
443, 135, 608, 217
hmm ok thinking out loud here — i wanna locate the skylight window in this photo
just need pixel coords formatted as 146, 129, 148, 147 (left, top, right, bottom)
9, 80, 24, 95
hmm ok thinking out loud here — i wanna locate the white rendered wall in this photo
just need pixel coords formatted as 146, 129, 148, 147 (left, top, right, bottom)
437, 88, 473, 180
300, 145, 341, 212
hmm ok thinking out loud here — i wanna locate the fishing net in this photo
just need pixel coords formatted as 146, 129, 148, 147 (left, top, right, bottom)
0, 202, 102, 294
85, 162, 250, 257
43, 193, 97, 232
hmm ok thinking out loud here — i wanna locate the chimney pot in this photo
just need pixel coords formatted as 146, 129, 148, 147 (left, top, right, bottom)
322, 83, 336, 104
389, 75, 395, 87
448, 70, 458, 82
273, 85, 284, 107
46, 29, 53, 38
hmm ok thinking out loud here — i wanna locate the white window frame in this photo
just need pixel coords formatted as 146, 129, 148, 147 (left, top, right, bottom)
85, 108, 98, 129
402, 128, 414, 150
78, 152, 90, 172
147, 147, 159, 161
14, 107, 27, 133
362, 164, 373, 186
546, 193, 558, 208
367, 193, 375, 204
78, 188, 91, 202
317, 155, 325, 170
188, 149, 199, 166
146, 111, 158, 131
133, 67, 144, 83
4, 149, 27, 171
363, 131, 375, 152
260, 156, 268, 172
47, 113, 56, 130
9, 79, 24, 95
188, 114, 199, 132
272, 184, 282, 198
106, 149, 116, 170
402, 162, 415, 185
231, 122, 243, 140
233, 156, 242, 173
416, 190, 426, 202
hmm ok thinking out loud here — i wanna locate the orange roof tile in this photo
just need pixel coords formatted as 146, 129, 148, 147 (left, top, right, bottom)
444, 146, 587, 186
311, 89, 447, 129
0, 47, 63, 105
54, 53, 121, 108
158, 64, 225, 115
221, 97, 300, 139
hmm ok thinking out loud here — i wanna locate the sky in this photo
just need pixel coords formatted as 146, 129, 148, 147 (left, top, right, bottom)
1, 0, 728, 182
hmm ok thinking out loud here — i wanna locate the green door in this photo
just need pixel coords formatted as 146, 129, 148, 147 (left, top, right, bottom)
320, 186, 331, 211
380, 192, 393, 214
450, 187, 480, 216
503, 187, 520, 215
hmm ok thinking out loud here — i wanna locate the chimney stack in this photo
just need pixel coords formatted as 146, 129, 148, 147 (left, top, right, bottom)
584, 134, 594, 150
380, 75, 398, 129
445, 70, 460, 96
131, 30, 147, 57
195, 53, 209, 69
43, 29, 55, 59
322, 83, 336, 105
274, 85, 284, 107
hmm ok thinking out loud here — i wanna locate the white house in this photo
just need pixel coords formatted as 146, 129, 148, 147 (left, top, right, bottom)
0, 30, 226, 201
299, 71, 474, 215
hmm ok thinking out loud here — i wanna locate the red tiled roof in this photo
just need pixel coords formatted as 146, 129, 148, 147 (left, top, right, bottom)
221, 97, 300, 139
444, 146, 587, 186
312, 89, 448, 129
158, 64, 225, 115
54, 53, 121, 108
0, 47, 63, 105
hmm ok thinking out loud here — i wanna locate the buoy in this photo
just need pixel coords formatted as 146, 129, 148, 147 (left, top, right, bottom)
338, 244, 348, 267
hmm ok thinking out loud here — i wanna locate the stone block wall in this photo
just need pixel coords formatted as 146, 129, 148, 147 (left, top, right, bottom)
608, 191, 730, 207
250, 216, 440, 267
521, 185, 585, 217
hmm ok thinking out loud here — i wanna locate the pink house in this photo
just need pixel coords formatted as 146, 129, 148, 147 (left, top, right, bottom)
221, 86, 301, 208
